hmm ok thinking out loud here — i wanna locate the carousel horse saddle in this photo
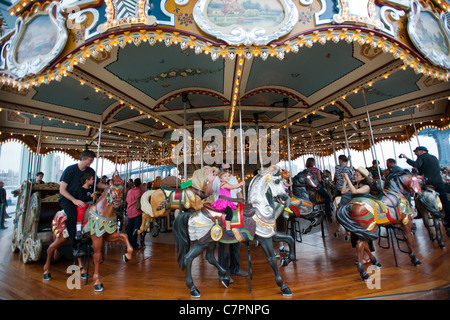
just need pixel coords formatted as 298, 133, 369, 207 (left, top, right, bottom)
350, 192, 410, 225
381, 193, 399, 208
203, 202, 248, 229
160, 185, 187, 201
289, 196, 314, 218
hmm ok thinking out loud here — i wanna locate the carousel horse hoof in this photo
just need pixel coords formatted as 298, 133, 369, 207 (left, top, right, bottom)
280, 258, 289, 267
281, 285, 292, 296
412, 258, 422, 266
94, 284, 104, 292
190, 287, 201, 298
43, 273, 51, 281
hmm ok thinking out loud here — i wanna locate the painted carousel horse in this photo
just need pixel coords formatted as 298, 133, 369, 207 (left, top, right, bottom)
43, 174, 133, 291
173, 165, 295, 298
415, 185, 446, 248
289, 169, 323, 234
137, 166, 216, 236
337, 169, 422, 281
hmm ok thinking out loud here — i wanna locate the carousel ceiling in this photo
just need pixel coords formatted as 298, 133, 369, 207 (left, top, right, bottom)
0, 0, 449, 166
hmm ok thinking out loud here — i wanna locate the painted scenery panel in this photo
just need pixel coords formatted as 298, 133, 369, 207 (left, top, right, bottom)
415, 11, 448, 55
16, 15, 58, 64
206, 0, 285, 28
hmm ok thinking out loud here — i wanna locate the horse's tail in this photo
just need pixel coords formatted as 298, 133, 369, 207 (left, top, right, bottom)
416, 192, 444, 219
137, 190, 155, 235
336, 204, 378, 242
140, 190, 155, 216
173, 211, 191, 270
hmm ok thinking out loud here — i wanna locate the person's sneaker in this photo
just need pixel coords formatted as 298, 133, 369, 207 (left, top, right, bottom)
75, 230, 82, 240
219, 275, 234, 284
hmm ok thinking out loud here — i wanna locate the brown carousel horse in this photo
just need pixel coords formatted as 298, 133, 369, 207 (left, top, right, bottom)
43, 173, 133, 292
137, 166, 217, 236
336, 169, 422, 281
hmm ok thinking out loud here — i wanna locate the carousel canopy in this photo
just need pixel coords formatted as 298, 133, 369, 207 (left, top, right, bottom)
0, 0, 449, 166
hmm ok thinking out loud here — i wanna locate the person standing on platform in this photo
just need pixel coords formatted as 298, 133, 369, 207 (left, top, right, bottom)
126, 178, 143, 249
401, 146, 450, 237
59, 150, 108, 256
0, 181, 7, 229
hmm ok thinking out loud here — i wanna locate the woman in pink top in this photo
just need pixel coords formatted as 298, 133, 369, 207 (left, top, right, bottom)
126, 178, 143, 249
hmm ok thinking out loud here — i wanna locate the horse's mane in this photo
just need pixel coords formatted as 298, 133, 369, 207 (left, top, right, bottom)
191, 165, 218, 191
248, 171, 268, 203
248, 166, 280, 213
384, 169, 413, 195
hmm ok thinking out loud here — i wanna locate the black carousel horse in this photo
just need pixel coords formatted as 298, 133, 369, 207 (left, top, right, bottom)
173, 165, 296, 298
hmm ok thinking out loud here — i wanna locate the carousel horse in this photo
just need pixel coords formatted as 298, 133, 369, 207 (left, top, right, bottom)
336, 169, 422, 281
137, 166, 217, 236
173, 165, 296, 298
289, 169, 323, 234
415, 185, 446, 248
43, 174, 133, 292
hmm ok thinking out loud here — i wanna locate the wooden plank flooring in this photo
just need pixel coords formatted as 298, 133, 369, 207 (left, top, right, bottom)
0, 215, 449, 301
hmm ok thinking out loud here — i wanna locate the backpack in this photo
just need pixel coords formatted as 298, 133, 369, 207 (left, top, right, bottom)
135, 188, 143, 211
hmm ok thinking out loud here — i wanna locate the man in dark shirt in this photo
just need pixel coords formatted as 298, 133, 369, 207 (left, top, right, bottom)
59, 150, 108, 254
401, 146, 450, 236
0, 181, 7, 229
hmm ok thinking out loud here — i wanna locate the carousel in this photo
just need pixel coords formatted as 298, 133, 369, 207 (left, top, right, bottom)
0, 0, 449, 300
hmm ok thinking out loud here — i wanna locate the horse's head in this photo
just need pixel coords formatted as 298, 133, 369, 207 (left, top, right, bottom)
106, 173, 124, 208
403, 174, 422, 195
107, 185, 123, 208
385, 170, 422, 196
249, 165, 289, 208
192, 165, 219, 193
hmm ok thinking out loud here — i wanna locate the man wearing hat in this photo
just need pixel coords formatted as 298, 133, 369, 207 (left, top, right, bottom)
401, 147, 450, 236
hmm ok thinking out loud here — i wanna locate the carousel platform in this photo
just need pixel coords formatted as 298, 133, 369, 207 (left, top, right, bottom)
0, 214, 449, 301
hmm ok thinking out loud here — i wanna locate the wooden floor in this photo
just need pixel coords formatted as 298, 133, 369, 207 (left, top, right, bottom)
0, 214, 449, 301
